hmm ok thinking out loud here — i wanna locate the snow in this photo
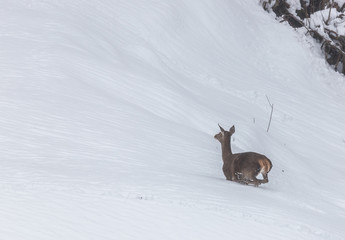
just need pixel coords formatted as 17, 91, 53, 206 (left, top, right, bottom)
336, 0, 345, 6
286, 0, 302, 14
1, 0, 345, 239
280, 0, 345, 38
310, 9, 345, 36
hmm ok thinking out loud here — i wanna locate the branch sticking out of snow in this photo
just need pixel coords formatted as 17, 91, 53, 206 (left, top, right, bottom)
266, 95, 274, 133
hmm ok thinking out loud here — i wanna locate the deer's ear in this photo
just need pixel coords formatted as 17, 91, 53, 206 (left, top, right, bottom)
218, 124, 225, 133
229, 125, 235, 134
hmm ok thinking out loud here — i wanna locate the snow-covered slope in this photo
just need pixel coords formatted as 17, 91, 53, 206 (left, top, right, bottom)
1, 0, 345, 239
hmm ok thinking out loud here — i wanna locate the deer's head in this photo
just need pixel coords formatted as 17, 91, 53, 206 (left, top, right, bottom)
214, 124, 235, 143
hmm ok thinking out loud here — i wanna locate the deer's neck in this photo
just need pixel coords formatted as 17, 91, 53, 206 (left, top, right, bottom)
221, 136, 233, 162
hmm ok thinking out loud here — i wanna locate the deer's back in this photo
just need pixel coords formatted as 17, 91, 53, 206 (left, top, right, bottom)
233, 152, 272, 174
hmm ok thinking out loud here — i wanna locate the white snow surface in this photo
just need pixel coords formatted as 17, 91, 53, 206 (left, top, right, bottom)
1, 0, 345, 239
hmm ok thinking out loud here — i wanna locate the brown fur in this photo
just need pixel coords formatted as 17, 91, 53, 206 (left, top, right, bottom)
258, 158, 272, 173
214, 124, 272, 187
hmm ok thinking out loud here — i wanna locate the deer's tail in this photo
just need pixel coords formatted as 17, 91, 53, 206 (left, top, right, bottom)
258, 158, 272, 174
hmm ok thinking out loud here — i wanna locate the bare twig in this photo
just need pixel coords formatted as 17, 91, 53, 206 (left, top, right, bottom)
266, 95, 274, 133
325, 0, 334, 25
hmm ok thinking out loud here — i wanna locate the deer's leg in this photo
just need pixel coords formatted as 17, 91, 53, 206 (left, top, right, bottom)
237, 177, 249, 185
239, 180, 249, 185
235, 172, 249, 185
243, 176, 261, 187
230, 171, 237, 181
247, 173, 261, 187
239, 171, 261, 187
252, 178, 261, 187
237, 178, 259, 186
259, 173, 269, 184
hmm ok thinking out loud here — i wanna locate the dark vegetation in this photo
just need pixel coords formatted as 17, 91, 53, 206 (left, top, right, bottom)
261, 0, 345, 74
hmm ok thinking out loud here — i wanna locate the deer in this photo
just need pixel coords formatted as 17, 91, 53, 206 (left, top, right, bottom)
214, 124, 272, 187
